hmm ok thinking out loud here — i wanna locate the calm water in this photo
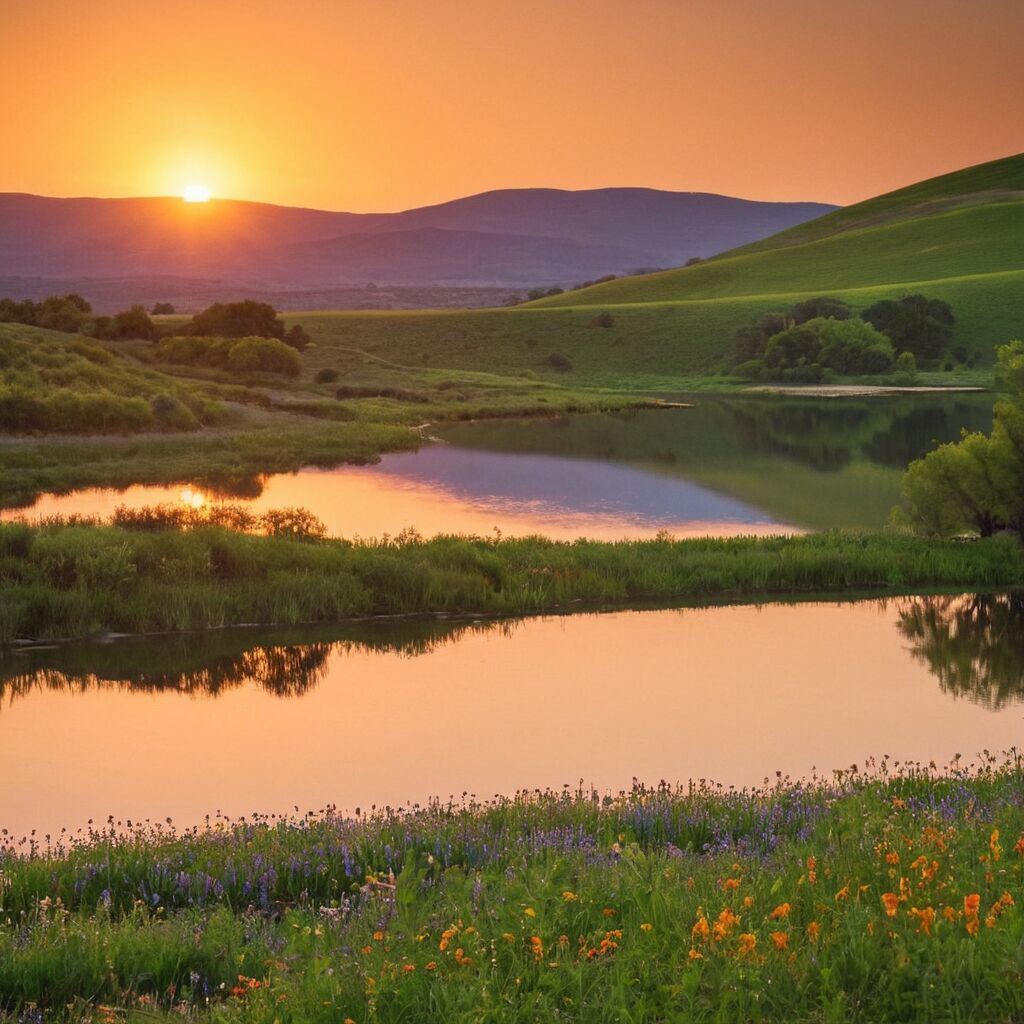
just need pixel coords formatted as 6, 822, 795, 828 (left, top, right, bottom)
2, 393, 993, 537
3, 593, 1023, 839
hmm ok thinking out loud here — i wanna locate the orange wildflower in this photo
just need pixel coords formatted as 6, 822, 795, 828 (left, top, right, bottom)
881, 893, 900, 917
712, 907, 739, 942
723, 878, 741, 891
742, 895, 754, 908
737, 933, 757, 956
402, 964, 416, 973
806, 921, 820, 942
943, 906, 958, 923
966, 916, 980, 936
990, 829, 1002, 862
768, 902, 791, 920
964, 893, 981, 917
602, 907, 616, 918
530, 936, 544, 961
908, 906, 935, 936
886, 852, 900, 865
640, 922, 653, 932
372, 930, 385, 942
562, 891, 577, 902
691, 914, 710, 944
424, 961, 437, 971
1014, 833, 1024, 856
688, 948, 703, 960
769, 930, 789, 951
834, 885, 850, 902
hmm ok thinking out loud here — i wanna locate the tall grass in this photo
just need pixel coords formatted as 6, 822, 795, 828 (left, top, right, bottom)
1, 520, 1023, 641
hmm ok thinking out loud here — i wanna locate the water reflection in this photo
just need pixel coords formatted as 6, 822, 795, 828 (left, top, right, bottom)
896, 593, 1024, 709
0, 619, 498, 705
3, 596, 1023, 839
2, 394, 993, 534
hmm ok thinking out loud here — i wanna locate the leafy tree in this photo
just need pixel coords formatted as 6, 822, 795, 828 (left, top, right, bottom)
283, 324, 311, 351
899, 341, 1024, 535
814, 318, 893, 374
862, 294, 954, 363
112, 305, 157, 341
151, 302, 176, 315
187, 300, 286, 340
763, 323, 822, 372
226, 337, 301, 376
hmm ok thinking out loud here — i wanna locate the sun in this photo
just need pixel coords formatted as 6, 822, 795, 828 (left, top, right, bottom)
182, 183, 211, 203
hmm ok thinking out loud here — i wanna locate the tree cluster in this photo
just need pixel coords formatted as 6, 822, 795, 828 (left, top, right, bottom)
185, 300, 311, 351
733, 294, 957, 382
153, 335, 302, 377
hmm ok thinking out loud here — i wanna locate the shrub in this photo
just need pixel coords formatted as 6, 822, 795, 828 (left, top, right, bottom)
150, 393, 200, 431
284, 324, 311, 351
314, 368, 339, 384
67, 340, 113, 365
226, 337, 301, 377
587, 312, 615, 328
151, 302, 176, 315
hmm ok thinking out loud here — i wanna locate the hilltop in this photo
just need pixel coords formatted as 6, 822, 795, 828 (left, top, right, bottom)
534, 153, 1024, 305
0, 188, 834, 307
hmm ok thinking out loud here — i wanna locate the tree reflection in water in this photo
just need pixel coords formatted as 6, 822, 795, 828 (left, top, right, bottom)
895, 593, 1024, 709
0, 619, 510, 706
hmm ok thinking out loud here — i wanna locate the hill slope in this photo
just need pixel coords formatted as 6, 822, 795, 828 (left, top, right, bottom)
0, 189, 835, 296
534, 153, 1024, 309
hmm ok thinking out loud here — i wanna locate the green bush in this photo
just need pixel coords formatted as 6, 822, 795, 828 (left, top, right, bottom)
226, 337, 301, 376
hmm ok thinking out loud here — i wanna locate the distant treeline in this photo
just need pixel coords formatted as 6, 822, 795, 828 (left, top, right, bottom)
0, 295, 311, 352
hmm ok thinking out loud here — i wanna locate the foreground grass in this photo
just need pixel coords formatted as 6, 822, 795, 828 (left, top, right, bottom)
2, 758, 1023, 1021
2, 521, 1024, 641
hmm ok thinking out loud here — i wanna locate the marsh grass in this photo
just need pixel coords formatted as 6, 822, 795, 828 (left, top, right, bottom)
1, 756, 1023, 1020
1, 521, 1023, 641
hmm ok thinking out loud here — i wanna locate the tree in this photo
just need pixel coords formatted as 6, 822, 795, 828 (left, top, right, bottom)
187, 300, 286, 340
283, 324, 311, 351
899, 341, 1024, 536
112, 305, 157, 341
862, 294, 954, 363
151, 302, 176, 315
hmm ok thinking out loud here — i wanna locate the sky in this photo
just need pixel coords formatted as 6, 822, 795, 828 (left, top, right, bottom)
2, 0, 1022, 211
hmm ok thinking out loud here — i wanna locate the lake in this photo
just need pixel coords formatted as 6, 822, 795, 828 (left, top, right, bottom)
2, 392, 994, 537
2, 592, 1022, 841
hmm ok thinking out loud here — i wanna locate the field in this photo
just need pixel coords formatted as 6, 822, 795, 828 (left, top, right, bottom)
2, 757, 1023, 1021
3, 519, 1024, 641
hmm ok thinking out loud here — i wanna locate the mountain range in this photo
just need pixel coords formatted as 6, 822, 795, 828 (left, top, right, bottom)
0, 188, 836, 307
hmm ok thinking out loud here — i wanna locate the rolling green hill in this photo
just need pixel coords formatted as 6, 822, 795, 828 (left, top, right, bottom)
533, 153, 1024, 305
294, 155, 1023, 382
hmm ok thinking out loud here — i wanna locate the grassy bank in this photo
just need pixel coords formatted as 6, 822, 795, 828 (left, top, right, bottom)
2, 521, 1023, 641
2, 758, 1023, 1021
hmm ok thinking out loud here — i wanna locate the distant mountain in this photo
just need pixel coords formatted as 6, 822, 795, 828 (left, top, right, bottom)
0, 188, 837, 305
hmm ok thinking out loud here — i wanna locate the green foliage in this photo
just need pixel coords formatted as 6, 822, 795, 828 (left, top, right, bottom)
1, 523, 1022, 641
226, 336, 301, 376
187, 299, 287, 340
755, 316, 894, 380
862, 293, 954, 363
154, 335, 301, 376
899, 341, 1024, 535
0, 324, 224, 436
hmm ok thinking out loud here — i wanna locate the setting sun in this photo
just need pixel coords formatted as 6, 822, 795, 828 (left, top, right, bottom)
182, 183, 211, 203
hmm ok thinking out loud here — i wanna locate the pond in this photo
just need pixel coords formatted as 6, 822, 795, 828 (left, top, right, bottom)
3, 593, 1022, 840
2, 392, 994, 538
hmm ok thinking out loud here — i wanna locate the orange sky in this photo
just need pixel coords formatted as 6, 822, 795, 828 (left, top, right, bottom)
2, 0, 1022, 211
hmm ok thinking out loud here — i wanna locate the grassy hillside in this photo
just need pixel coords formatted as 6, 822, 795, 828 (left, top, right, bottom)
294, 267, 1020, 384
534, 153, 1024, 306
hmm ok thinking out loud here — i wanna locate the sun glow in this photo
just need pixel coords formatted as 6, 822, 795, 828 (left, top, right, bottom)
182, 183, 211, 203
